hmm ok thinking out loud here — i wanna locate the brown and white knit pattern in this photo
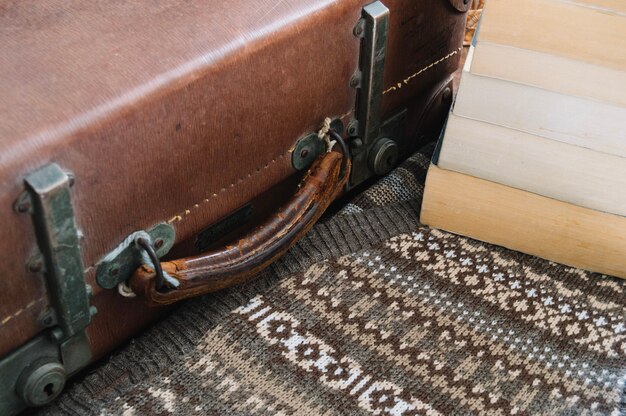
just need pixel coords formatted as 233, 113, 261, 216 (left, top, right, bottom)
41, 149, 625, 415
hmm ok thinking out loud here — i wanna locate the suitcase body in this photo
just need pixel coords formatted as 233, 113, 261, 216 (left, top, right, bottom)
0, 0, 467, 412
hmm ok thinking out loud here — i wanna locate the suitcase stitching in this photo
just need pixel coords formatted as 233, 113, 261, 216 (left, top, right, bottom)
382, 47, 462, 95
0, 298, 46, 327
165, 111, 354, 225
165, 149, 291, 224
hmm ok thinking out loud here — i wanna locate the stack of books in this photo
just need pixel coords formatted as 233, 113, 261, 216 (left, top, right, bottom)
421, 0, 626, 278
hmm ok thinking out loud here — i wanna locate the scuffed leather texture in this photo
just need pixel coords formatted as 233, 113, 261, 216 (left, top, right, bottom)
0, 0, 466, 359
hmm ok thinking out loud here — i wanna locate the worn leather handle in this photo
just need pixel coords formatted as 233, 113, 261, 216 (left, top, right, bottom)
130, 150, 350, 306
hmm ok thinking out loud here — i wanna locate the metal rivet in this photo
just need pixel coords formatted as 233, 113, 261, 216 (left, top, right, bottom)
66, 172, 75, 187
353, 19, 365, 38
442, 87, 452, 101
350, 73, 361, 88
110, 267, 119, 277
291, 133, 325, 171
347, 121, 359, 137
27, 257, 44, 274
14, 193, 32, 214
39, 311, 55, 328
154, 238, 164, 250
16, 201, 31, 213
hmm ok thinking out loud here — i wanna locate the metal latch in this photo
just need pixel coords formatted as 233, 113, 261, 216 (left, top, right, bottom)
289, 1, 406, 187
348, 1, 403, 188
96, 223, 175, 290
1, 164, 96, 415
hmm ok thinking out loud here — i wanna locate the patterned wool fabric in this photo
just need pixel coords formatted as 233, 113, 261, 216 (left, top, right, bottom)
41, 149, 626, 415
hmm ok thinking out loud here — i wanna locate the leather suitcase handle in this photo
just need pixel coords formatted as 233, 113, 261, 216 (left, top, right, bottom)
130, 148, 350, 306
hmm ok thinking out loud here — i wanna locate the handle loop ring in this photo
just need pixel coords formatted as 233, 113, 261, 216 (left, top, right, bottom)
327, 129, 349, 180
136, 237, 166, 290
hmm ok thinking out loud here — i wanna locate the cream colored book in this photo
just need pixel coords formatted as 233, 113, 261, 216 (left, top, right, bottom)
565, 0, 626, 14
470, 0, 626, 107
452, 70, 626, 157
421, 166, 626, 279
437, 114, 626, 217
471, 43, 626, 107
478, 0, 626, 71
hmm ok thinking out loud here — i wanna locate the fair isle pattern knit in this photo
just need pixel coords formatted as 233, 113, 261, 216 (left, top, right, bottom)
42, 149, 625, 415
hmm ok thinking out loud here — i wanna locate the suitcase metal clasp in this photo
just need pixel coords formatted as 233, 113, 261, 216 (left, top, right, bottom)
347, 1, 399, 188
0, 164, 96, 415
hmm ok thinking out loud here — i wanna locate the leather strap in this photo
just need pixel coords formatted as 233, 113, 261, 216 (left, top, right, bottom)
130, 150, 350, 306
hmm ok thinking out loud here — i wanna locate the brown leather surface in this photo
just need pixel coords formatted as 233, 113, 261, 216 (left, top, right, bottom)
0, 0, 467, 359
0, 0, 361, 357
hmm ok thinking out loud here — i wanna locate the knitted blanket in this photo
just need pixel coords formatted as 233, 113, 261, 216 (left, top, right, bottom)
42, 148, 625, 415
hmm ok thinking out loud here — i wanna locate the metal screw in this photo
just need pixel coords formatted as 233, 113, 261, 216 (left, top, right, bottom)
27, 256, 44, 273
347, 121, 359, 137
110, 267, 119, 277
14, 193, 32, 214
39, 311, 55, 328
154, 238, 164, 250
350, 74, 361, 88
300, 148, 310, 159
353, 19, 365, 38
65, 172, 76, 187
16, 200, 31, 213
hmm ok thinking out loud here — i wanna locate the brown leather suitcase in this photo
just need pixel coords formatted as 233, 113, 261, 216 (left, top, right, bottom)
0, 0, 467, 412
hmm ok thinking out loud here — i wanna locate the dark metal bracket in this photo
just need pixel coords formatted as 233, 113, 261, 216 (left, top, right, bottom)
291, 2, 405, 188
96, 223, 176, 289
291, 118, 345, 171
0, 164, 96, 415
348, 1, 405, 189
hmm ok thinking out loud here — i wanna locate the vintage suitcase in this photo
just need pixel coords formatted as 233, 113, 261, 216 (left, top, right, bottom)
0, 0, 467, 412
